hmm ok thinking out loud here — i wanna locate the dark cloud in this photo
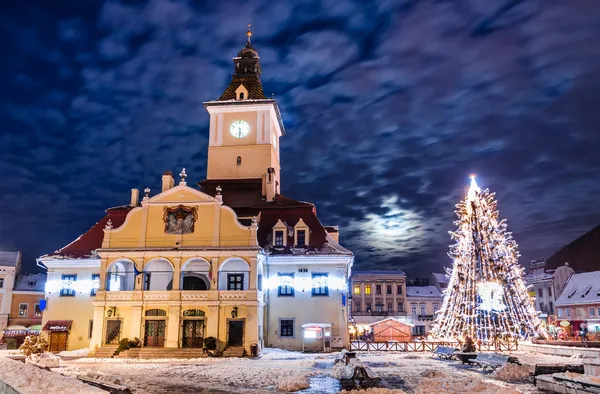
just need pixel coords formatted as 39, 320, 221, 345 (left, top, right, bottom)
1, 0, 600, 277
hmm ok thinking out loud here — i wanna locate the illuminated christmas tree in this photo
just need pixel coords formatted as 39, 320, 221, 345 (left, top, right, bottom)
431, 176, 544, 342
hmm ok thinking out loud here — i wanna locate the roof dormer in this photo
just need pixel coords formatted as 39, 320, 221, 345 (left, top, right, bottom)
294, 218, 310, 247
272, 219, 287, 247
235, 84, 249, 101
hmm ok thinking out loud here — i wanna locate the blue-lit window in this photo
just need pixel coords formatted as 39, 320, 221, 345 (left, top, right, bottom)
277, 273, 294, 297
91, 274, 100, 296
60, 275, 77, 297
312, 273, 329, 296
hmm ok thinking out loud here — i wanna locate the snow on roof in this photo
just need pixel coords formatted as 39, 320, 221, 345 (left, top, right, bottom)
368, 318, 415, 327
301, 323, 332, 328
352, 270, 406, 277
0, 251, 21, 267
555, 270, 600, 306
14, 273, 46, 292
432, 272, 448, 284
406, 286, 442, 298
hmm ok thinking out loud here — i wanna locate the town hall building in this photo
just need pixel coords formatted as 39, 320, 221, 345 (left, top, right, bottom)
38, 28, 353, 356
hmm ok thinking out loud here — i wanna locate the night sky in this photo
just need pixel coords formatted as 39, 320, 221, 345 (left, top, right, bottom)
2, 0, 600, 277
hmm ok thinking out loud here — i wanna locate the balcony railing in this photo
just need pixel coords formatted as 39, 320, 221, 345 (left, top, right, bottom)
97, 289, 258, 302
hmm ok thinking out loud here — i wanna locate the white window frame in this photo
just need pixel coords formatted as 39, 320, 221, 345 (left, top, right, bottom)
558, 308, 563, 318
589, 307, 596, 317
18, 303, 28, 317
294, 218, 310, 247
272, 219, 287, 247
279, 318, 295, 338
0, 278, 3, 288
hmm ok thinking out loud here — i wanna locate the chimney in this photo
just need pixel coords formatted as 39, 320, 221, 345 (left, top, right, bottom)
266, 167, 276, 202
162, 171, 175, 192
130, 189, 139, 207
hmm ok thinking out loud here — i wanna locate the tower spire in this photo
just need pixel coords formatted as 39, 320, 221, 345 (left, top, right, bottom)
246, 23, 252, 44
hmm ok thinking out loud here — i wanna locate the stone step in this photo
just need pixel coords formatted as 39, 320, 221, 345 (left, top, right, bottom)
117, 347, 209, 359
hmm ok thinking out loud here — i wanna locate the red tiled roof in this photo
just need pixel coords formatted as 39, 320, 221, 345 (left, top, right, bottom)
199, 179, 351, 256
217, 76, 267, 101
53, 206, 133, 258
546, 223, 600, 273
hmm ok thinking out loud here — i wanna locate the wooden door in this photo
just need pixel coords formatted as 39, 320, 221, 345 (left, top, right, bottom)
228, 320, 244, 346
182, 320, 204, 348
49, 332, 68, 352
144, 320, 165, 347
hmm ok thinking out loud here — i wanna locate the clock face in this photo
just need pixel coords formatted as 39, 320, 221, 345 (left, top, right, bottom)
230, 120, 250, 138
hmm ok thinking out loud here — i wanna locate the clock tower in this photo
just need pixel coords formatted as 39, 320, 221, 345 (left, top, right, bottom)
203, 26, 285, 198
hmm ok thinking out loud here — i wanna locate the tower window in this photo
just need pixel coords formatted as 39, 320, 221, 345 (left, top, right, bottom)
239, 92, 245, 100
237, 156, 242, 166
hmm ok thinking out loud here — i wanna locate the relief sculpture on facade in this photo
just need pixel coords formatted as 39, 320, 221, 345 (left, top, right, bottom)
163, 205, 198, 234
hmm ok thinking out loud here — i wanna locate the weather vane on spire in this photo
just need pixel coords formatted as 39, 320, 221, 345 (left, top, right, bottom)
246, 23, 252, 43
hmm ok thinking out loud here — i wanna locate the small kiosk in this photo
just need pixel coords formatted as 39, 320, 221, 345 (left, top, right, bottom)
301, 323, 332, 352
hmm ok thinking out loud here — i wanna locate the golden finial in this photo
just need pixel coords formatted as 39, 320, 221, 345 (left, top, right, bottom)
246, 23, 252, 43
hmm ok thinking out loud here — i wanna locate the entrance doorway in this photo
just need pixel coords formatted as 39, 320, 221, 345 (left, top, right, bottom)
144, 320, 166, 347
182, 320, 204, 348
105, 320, 121, 345
227, 320, 244, 346
49, 332, 68, 352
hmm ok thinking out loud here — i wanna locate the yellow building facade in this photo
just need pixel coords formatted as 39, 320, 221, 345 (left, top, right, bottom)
90, 178, 263, 353
38, 28, 353, 355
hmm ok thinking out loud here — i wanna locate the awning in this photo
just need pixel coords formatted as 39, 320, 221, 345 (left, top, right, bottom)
2, 325, 28, 338
42, 320, 72, 332
27, 325, 42, 335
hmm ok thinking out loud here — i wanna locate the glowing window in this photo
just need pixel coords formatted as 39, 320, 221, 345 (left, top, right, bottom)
365, 285, 371, 295
353, 284, 360, 295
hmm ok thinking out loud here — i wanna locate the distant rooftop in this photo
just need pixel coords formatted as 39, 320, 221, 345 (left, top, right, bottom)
555, 270, 600, 306
406, 286, 442, 298
352, 270, 406, 277
14, 273, 46, 292
431, 272, 448, 284
0, 251, 21, 267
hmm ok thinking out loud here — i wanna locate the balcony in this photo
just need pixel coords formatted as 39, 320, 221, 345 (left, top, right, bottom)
96, 289, 258, 303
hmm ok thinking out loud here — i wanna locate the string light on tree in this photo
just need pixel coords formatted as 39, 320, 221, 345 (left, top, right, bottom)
431, 175, 545, 342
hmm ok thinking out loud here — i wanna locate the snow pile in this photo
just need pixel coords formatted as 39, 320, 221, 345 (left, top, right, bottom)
27, 352, 60, 368
59, 348, 90, 357
414, 368, 519, 394
276, 375, 310, 391
0, 357, 106, 393
491, 363, 533, 383
342, 389, 407, 394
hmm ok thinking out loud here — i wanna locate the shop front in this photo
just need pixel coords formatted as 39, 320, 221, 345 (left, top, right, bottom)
301, 323, 332, 352
43, 320, 72, 352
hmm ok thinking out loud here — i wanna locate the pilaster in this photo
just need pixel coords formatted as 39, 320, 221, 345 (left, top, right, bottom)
90, 306, 105, 349
166, 305, 181, 348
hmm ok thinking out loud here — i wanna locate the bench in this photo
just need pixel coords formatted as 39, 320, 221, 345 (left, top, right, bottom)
469, 353, 511, 371
334, 350, 356, 365
432, 346, 458, 360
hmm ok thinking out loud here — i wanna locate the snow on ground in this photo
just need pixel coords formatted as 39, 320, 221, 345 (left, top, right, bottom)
58, 348, 90, 357
0, 356, 106, 394
40, 348, 577, 393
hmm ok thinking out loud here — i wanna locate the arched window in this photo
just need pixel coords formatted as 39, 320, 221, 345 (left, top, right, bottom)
181, 259, 211, 291
144, 259, 174, 291
218, 258, 250, 291
237, 156, 242, 166
106, 260, 135, 291
146, 309, 167, 317
239, 92, 245, 100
